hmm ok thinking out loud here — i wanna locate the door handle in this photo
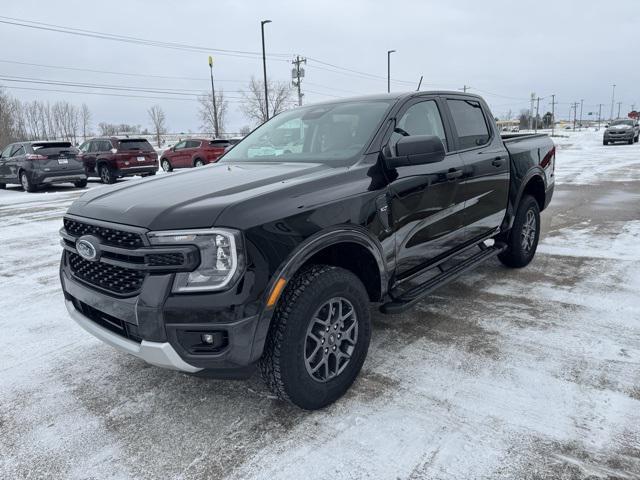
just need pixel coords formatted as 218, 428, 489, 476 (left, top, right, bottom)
446, 169, 463, 180
492, 157, 504, 167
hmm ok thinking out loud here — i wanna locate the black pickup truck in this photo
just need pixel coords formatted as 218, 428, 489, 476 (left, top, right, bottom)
59, 92, 555, 410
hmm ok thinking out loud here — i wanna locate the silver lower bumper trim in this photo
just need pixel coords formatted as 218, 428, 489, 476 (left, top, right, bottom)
65, 299, 202, 373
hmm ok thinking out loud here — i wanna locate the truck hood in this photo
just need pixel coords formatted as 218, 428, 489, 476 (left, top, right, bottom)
67, 162, 333, 230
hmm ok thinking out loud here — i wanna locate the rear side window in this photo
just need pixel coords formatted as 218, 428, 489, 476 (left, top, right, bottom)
447, 99, 491, 150
186, 140, 201, 148
118, 139, 153, 152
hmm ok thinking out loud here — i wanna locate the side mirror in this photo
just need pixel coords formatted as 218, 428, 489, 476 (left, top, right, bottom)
384, 135, 445, 169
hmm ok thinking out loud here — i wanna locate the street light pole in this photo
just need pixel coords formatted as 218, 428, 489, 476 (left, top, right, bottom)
261, 20, 272, 121
610, 84, 616, 121
208, 56, 219, 138
579, 99, 583, 131
387, 50, 396, 93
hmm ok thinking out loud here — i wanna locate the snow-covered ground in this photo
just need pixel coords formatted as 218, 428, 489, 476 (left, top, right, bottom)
1, 130, 639, 479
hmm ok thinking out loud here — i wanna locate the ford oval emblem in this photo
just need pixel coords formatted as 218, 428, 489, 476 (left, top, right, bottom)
76, 238, 98, 261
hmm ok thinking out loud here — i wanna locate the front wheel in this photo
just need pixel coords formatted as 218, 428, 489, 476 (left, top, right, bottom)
498, 194, 541, 268
260, 265, 371, 410
603, 140, 608, 145
194, 158, 205, 167
20, 171, 38, 192
74, 179, 88, 188
161, 159, 173, 172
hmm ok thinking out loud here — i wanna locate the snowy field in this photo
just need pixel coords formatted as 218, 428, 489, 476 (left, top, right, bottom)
1, 129, 639, 479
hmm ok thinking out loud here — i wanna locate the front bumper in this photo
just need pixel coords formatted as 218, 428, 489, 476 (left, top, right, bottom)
60, 254, 270, 377
604, 131, 634, 141
65, 299, 202, 373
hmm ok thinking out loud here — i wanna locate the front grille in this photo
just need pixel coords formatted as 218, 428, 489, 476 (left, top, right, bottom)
146, 252, 185, 267
64, 218, 144, 248
73, 297, 142, 343
68, 252, 146, 295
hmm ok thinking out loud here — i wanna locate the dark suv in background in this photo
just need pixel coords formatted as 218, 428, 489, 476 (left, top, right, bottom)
603, 119, 640, 145
0, 141, 87, 192
78, 137, 158, 183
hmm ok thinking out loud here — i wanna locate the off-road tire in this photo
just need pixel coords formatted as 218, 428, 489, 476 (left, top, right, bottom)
259, 265, 371, 410
74, 179, 88, 188
20, 171, 37, 192
498, 194, 541, 268
99, 164, 116, 184
161, 158, 173, 172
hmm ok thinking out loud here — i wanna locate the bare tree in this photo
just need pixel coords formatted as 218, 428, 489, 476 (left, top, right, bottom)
147, 105, 167, 147
198, 90, 228, 137
81, 103, 92, 141
0, 89, 22, 146
240, 77, 293, 125
238, 125, 252, 136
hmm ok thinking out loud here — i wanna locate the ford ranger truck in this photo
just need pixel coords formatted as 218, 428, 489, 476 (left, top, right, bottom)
59, 92, 555, 410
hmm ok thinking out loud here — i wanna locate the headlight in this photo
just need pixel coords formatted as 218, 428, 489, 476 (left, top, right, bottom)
148, 228, 244, 293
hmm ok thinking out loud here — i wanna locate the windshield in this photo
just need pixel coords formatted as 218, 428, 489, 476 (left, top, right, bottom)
221, 99, 394, 166
611, 120, 634, 126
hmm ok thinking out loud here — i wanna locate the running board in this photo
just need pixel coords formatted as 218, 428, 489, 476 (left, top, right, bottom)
380, 242, 506, 314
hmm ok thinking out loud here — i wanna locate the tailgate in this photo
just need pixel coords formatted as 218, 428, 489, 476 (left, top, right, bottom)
32, 143, 84, 172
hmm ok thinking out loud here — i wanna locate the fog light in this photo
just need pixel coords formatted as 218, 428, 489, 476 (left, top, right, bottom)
202, 334, 214, 344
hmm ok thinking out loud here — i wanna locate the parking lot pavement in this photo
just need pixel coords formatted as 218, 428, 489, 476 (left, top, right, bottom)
1, 131, 639, 479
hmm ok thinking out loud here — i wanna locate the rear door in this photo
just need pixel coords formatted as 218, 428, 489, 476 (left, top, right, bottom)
184, 140, 201, 166
443, 97, 509, 241
387, 97, 468, 277
8, 144, 26, 179
0, 144, 15, 181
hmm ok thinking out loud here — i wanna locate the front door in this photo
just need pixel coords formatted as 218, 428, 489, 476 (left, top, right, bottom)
0, 144, 14, 181
386, 97, 468, 279
444, 97, 510, 241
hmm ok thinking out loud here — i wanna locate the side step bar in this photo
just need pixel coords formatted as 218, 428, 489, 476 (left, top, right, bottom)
380, 242, 506, 314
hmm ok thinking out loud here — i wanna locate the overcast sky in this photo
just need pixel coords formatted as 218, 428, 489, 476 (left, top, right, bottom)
1, 0, 638, 134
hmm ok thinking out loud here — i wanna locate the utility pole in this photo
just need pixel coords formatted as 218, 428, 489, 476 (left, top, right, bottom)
260, 20, 272, 121
610, 84, 616, 121
617, 102, 622, 119
534, 97, 541, 133
579, 99, 584, 131
462, 85, 470, 93
572, 102, 578, 131
387, 50, 396, 93
597, 103, 603, 131
291, 56, 306, 106
550, 94, 557, 136
207, 56, 219, 138
529, 93, 536, 131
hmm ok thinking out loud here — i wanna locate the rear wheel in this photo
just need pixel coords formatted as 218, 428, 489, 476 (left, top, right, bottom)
498, 195, 540, 268
99, 164, 116, 184
161, 159, 173, 172
0, 182, 6, 189
74, 179, 88, 188
20, 171, 37, 192
260, 265, 371, 410
194, 158, 205, 167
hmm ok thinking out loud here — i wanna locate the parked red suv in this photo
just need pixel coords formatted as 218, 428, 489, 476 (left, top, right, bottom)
159, 139, 230, 171
78, 137, 158, 184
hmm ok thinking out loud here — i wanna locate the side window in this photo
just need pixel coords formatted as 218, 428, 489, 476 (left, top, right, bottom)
390, 100, 447, 153
174, 141, 187, 150
11, 145, 25, 157
79, 141, 90, 153
186, 140, 201, 148
103, 140, 113, 152
447, 99, 491, 150
1, 144, 14, 158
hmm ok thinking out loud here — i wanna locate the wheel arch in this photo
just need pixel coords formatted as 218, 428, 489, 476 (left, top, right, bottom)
264, 226, 388, 308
